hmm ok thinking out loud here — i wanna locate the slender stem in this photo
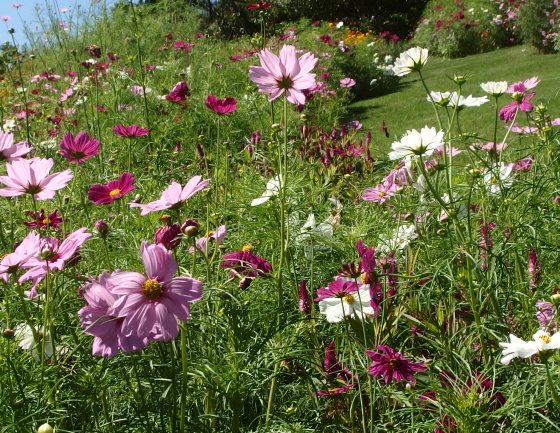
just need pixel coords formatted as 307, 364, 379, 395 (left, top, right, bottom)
544, 357, 560, 405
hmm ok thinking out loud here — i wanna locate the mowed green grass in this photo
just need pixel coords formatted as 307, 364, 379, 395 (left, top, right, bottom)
347, 44, 560, 156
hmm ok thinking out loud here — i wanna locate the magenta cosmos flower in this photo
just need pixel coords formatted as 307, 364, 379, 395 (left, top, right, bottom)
0, 158, 73, 200
249, 44, 318, 105
365, 345, 426, 385
204, 95, 237, 114
0, 131, 33, 162
362, 182, 398, 204
88, 172, 135, 205
113, 124, 149, 138
315, 341, 357, 396
24, 209, 63, 230
129, 175, 210, 216
59, 132, 100, 164
107, 242, 203, 341
221, 245, 272, 288
79, 271, 148, 357
19, 228, 91, 295
247, 1, 272, 10
165, 81, 190, 103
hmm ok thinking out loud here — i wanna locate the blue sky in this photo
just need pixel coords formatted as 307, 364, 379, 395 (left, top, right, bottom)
2, 0, 116, 47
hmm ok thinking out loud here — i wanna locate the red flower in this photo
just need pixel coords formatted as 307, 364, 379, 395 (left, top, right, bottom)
23, 209, 63, 230
247, 1, 272, 10
165, 81, 190, 103
154, 215, 181, 250
59, 131, 100, 164
204, 95, 237, 114
365, 345, 426, 385
88, 172, 135, 205
113, 124, 150, 138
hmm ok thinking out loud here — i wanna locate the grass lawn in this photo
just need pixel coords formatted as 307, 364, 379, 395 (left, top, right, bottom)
347, 44, 560, 156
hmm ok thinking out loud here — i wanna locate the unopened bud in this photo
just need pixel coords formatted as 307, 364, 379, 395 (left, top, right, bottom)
8, 28, 15, 34
550, 294, 560, 306
453, 75, 466, 85
271, 123, 282, 131
181, 219, 199, 237
3, 328, 14, 339
405, 383, 413, 391
37, 423, 54, 433
300, 113, 307, 121
95, 219, 110, 237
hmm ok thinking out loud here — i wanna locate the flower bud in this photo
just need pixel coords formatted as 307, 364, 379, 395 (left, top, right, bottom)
271, 123, 282, 131
3, 328, 15, 339
550, 294, 560, 306
452, 75, 466, 85
181, 219, 199, 237
155, 215, 181, 250
298, 280, 312, 315
95, 219, 110, 238
37, 423, 54, 433
8, 28, 15, 34
405, 383, 413, 391
300, 113, 307, 122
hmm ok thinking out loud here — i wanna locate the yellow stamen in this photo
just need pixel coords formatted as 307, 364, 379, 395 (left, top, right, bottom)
109, 188, 122, 196
242, 244, 253, 252
142, 279, 162, 300
344, 294, 355, 304
539, 335, 551, 344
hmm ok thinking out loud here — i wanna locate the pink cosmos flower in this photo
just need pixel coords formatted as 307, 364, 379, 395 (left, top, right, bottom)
172, 41, 193, 52
79, 271, 148, 357
434, 145, 462, 157
221, 245, 272, 287
510, 124, 538, 134
339, 78, 356, 88
2, 16, 11, 22
362, 182, 398, 204
190, 225, 226, 255
365, 345, 426, 385
165, 81, 190, 103
0, 231, 40, 282
19, 228, 91, 295
107, 242, 203, 341
0, 158, 73, 200
12, 4, 23, 8
204, 95, 237, 114
0, 131, 33, 162
59, 132, 100, 164
113, 124, 149, 138
249, 44, 318, 105
506, 76, 540, 94
499, 93, 535, 121
154, 215, 181, 250
129, 175, 210, 216
88, 172, 135, 205
382, 161, 414, 187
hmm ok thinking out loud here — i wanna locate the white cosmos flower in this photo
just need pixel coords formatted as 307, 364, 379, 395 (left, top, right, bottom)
482, 162, 514, 196
427, 91, 451, 106
480, 81, 508, 97
378, 224, 417, 253
2, 119, 16, 132
251, 175, 283, 206
388, 126, 445, 161
500, 330, 560, 365
318, 284, 374, 323
392, 47, 429, 76
15, 324, 53, 361
448, 92, 489, 108
296, 213, 334, 260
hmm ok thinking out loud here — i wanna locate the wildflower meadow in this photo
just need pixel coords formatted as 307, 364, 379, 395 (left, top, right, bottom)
1, 0, 560, 432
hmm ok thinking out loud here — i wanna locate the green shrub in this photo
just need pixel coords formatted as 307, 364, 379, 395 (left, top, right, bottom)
413, 0, 510, 58
517, 0, 560, 53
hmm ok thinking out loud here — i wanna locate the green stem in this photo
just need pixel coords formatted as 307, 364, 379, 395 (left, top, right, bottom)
544, 357, 560, 405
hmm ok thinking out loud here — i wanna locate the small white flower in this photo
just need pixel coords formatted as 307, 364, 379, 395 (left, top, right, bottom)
500, 330, 560, 365
2, 119, 16, 132
336, 21, 344, 29
388, 126, 445, 161
251, 175, 283, 206
378, 224, 417, 253
482, 162, 513, 196
318, 284, 374, 323
15, 324, 53, 361
384, 55, 393, 64
392, 47, 429, 76
427, 91, 451, 106
448, 93, 489, 108
480, 81, 508, 97
296, 214, 334, 260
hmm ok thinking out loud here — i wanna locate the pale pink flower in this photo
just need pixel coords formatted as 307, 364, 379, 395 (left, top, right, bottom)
0, 231, 40, 282
0, 158, 73, 200
19, 228, 91, 295
362, 182, 398, 204
506, 77, 540, 93
107, 242, 203, 341
434, 145, 462, 157
0, 131, 33, 162
129, 175, 210, 216
248, 45, 318, 105
339, 78, 356, 88
190, 225, 226, 255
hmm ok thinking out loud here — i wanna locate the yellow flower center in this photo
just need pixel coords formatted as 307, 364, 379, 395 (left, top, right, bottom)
539, 335, 551, 344
42, 218, 51, 225
242, 244, 253, 252
109, 188, 122, 196
344, 294, 355, 304
377, 191, 386, 197
490, 177, 497, 184
360, 273, 368, 284
205, 231, 214, 237
142, 279, 162, 300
